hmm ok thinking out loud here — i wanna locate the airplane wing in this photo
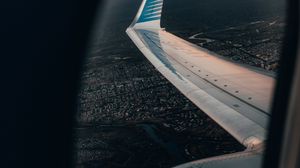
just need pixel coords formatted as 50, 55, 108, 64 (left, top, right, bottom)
126, 0, 275, 167
174, 147, 264, 168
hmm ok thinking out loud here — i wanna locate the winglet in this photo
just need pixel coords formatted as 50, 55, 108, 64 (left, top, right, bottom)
129, 0, 163, 29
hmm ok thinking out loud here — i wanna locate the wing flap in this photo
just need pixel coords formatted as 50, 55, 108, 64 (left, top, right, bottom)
174, 149, 263, 168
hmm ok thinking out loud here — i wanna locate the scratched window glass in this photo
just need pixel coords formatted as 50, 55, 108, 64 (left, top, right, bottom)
73, 0, 285, 167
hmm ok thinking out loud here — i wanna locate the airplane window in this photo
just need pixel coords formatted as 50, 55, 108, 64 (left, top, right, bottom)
72, 0, 285, 167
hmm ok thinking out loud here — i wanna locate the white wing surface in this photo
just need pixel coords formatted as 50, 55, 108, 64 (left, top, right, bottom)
126, 0, 275, 167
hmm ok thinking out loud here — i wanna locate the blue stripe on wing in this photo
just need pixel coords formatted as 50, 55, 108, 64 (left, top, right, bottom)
137, 0, 163, 23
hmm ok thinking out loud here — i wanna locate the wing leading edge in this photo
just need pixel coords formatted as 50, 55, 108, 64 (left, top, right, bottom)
127, 0, 275, 167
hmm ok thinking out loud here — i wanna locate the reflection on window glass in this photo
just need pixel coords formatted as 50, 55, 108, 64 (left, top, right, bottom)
73, 0, 285, 167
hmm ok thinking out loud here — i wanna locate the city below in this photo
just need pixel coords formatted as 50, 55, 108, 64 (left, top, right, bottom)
72, 0, 284, 167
